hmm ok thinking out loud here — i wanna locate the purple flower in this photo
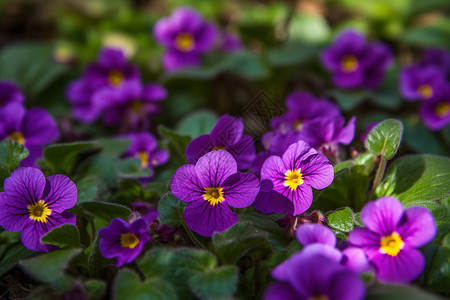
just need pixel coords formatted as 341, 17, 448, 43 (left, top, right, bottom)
400, 64, 445, 101
170, 150, 260, 236
121, 132, 169, 177
420, 86, 450, 131
219, 31, 242, 52
264, 252, 365, 300
95, 80, 167, 130
185, 114, 256, 169
0, 103, 59, 167
98, 218, 150, 267
153, 7, 216, 71
261, 141, 334, 215
348, 196, 437, 282
0, 81, 24, 108
421, 48, 450, 77
321, 30, 392, 90
0, 168, 77, 252
67, 48, 140, 123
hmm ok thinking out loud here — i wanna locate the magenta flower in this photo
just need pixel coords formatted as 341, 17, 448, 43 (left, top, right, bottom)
0, 168, 77, 252
170, 150, 259, 236
153, 7, 216, 71
98, 218, 150, 267
321, 30, 392, 90
66, 48, 140, 123
0, 81, 24, 108
419, 84, 450, 131
219, 31, 242, 52
121, 132, 169, 178
260, 141, 334, 215
400, 64, 445, 101
348, 196, 437, 282
264, 252, 365, 300
94, 80, 167, 130
421, 48, 450, 77
185, 114, 255, 169
0, 103, 59, 167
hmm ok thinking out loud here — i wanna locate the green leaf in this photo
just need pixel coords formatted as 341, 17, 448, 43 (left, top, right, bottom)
79, 202, 131, 223
375, 155, 450, 203
139, 247, 218, 299
114, 269, 177, 300
365, 119, 403, 159
366, 282, 442, 300
159, 125, 191, 165
334, 161, 355, 178
76, 177, 99, 204
176, 109, 218, 138
85, 279, 106, 300
88, 236, 111, 273
41, 225, 80, 249
96, 137, 130, 158
327, 207, 354, 233
43, 141, 99, 175
0, 140, 29, 187
401, 20, 450, 48
334, 90, 367, 111
20, 248, 81, 290
0, 243, 34, 276
189, 265, 238, 299
0, 43, 68, 97
116, 158, 152, 178
157, 193, 185, 227
267, 42, 320, 67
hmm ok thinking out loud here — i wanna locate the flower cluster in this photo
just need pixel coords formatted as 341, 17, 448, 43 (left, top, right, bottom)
321, 30, 393, 90
67, 48, 166, 130
0, 81, 59, 167
0, 168, 77, 252
400, 48, 450, 130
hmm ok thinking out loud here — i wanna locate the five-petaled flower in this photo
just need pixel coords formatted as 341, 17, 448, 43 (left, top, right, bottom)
98, 218, 151, 267
0, 168, 77, 252
170, 150, 259, 236
348, 196, 437, 282
260, 141, 334, 215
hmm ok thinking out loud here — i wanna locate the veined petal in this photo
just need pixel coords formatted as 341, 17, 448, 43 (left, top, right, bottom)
0, 192, 28, 231
195, 150, 237, 188
210, 115, 244, 147
361, 197, 404, 236
4, 167, 45, 206
43, 175, 77, 213
397, 206, 437, 248
301, 153, 334, 189
221, 172, 260, 208
281, 140, 317, 171
170, 165, 203, 203
21, 108, 59, 145
185, 134, 215, 164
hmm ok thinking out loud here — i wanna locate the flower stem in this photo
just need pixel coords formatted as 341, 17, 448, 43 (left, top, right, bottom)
182, 223, 205, 249
368, 155, 387, 202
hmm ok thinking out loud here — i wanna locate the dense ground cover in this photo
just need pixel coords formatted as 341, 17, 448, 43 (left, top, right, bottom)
1, 0, 450, 299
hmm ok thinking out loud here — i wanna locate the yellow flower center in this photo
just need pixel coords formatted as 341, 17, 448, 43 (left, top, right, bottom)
435, 102, 450, 118
379, 232, 404, 256
203, 187, 224, 206
212, 146, 227, 151
417, 85, 433, 100
120, 233, 139, 249
309, 296, 329, 300
293, 119, 304, 131
136, 151, 149, 168
28, 200, 52, 223
175, 33, 195, 52
8, 131, 25, 145
340, 55, 358, 73
108, 70, 124, 87
130, 100, 142, 112
284, 169, 304, 191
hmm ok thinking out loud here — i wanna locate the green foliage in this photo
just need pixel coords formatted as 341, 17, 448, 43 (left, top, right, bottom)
41, 225, 81, 249
43, 142, 99, 175
189, 265, 238, 299
327, 207, 355, 233
365, 119, 403, 159
20, 248, 82, 291
366, 283, 442, 300
79, 201, 131, 223
114, 269, 177, 300
157, 193, 185, 227
376, 155, 450, 203
0, 243, 34, 276
0, 140, 29, 188
159, 125, 191, 165
176, 109, 218, 138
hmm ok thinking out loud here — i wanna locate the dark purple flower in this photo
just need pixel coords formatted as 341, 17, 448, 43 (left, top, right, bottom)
321, 30, 392, 90
296, 223, 336, 247
0, 81, 24, 108
0, 103, 59, 167
421, 48, 450, 77
121, 132, 169, 177
419, 84, 450, 131
98, 218, 150, 267
130, 201, 159, 225
264, 252, 365, 300
185, 114, 256, 169
219, 31, 242, 52
153, 7, 216, 71
348, 196, 436, 282
260, 141, 334, 215
170, 150, 259, 236
95, 80, 167, 129
66, 48, 140, 123
400, 64, 445, 101
0, 168, 77, 252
